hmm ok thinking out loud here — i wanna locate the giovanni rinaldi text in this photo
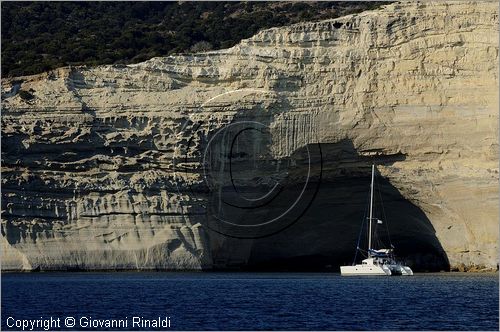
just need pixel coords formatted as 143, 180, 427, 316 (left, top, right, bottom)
5, 316, 172, 330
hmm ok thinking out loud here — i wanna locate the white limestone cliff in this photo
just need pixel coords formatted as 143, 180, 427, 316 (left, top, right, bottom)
1, 1, 498, 271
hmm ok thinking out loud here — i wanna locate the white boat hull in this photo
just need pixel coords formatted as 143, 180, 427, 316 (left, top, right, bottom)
340, 264, 392, 276
340, 257, 413, 276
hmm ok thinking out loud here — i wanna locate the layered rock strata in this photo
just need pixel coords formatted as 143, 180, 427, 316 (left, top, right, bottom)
1, 1, 498, 271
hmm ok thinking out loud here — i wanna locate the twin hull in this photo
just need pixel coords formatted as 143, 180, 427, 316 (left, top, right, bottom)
340, 263, 413, 276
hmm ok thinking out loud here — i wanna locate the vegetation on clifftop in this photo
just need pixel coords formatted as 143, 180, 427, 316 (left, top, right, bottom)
1, 1, 386, 77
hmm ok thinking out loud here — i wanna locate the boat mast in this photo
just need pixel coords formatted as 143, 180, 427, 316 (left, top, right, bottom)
368, 164, 375, 257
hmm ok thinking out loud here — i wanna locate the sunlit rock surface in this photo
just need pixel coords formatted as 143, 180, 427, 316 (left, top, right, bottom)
1, 1, 498, 271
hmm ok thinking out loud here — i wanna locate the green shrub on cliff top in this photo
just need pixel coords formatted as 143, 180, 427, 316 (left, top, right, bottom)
1, 1, 387, 77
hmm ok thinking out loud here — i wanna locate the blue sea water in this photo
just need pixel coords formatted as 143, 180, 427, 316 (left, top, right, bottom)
1, 272, 498, 331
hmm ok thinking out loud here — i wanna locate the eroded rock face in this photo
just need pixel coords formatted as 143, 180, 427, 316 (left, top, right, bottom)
1, 1, 498, 271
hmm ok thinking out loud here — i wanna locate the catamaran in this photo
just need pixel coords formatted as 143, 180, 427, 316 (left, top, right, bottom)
340, 164, 413, 276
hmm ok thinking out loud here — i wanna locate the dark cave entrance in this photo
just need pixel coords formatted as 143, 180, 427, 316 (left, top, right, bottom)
242, 141, 450, 272
207, 139, 450, 272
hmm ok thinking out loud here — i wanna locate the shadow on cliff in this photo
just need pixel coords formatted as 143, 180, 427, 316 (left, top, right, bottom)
247, 146, 450, 272
201, 109, 450, 272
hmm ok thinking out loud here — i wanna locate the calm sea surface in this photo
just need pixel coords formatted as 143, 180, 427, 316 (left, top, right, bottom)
2, 272, 498, 331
